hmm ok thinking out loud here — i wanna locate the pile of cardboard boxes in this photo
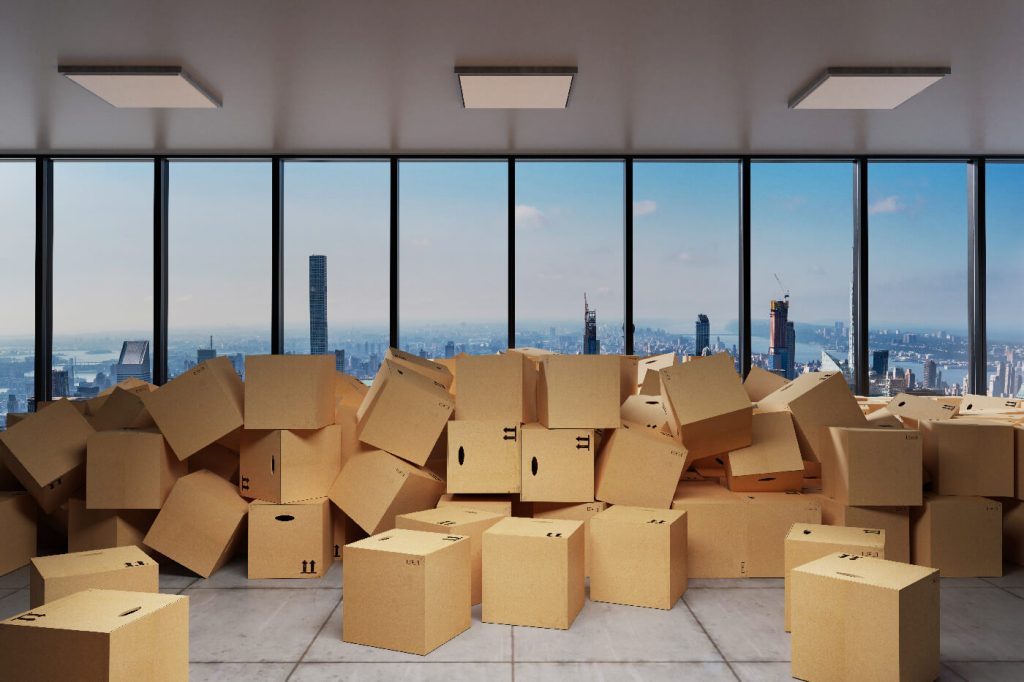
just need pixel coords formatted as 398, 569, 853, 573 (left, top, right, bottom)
0, 346, 1022, 679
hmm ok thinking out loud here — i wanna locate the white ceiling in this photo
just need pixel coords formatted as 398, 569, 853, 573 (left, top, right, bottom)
1, 0, 1023, 155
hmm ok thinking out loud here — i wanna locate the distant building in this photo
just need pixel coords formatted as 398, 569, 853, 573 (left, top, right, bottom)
922, 359, 937, 389
6, 393, 18, 413
52, 369, 70, 398
695, 314, 710, 356
115, 340, 152, 383
768, 298, 791, 379
583, 294, 599, 355
785, 321, 796, 379
197, 336, 217, 365
309, 254, 328, 355
871, 349, 890, 377
444, 341, 455, 359
334, 349, 346, 372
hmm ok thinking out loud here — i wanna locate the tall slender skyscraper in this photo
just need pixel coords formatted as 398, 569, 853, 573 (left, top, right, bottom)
695, 314, 710, 356
309, 254, 328, 355
785, 321, 796, 379
768, 297, 790, 378
583, 294, 599, 355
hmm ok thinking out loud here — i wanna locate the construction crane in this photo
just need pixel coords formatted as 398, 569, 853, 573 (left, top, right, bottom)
774, 273, 790, 302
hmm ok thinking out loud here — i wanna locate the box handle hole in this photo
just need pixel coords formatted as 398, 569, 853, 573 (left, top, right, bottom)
118, 607, 142, 617
275, 515, 295, 522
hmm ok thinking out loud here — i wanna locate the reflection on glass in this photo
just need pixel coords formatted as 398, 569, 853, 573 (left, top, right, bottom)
985, 163, 1024, 398
0, 161, 35, 426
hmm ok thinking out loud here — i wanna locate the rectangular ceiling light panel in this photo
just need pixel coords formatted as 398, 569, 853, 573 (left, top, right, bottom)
790, 67, 950, 110
58, 66, 221, 108
456, 67, 577, 109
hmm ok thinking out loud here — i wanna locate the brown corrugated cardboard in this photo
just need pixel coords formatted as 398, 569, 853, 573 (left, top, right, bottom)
397, 506, 504, 605
0, 492, 36, 576
745, 492, 822, 577
329, 449, 446, 535
384, 347, 454, 390
817, 497, 910, 563
454, 353, 536, 422
638, 367, 662, 396
335, 372, 369, 408
820, 427, 923, 506
589, 505, 687, 609
89, 384, 157, 432
446, 421, 521, 494
620, 394, 671, 432
783, 523, 885, 631
791, 554, 939, 682
532, 501, 607, 577
86, 429, 187, 509
482, 517, 584, 629
248, 498, 331, 579
331, 504, 366, 561
1004, 500, 1024, 566
919, 419, 1015, 497
637, 352, 677, 390
619, 355, 639, 404
188, 442, 240, 484
520, 423, 596, 503
436, 493, 533, 517
758, 372, 867, 462
356, 360, 454, 466
958, 393, 1024, 416
885, 392, 958, 428
743, 365, 788, 402
67, 498, 155, 553
0, 589, 188, 682
911, 494, 1002, 577
244, 354, 336, 430
724, 412, 803, 493
239, 426, 342, 503
143, 470, 248, 578
142, 356, 244, 461
343, 528, 470, 655
0, 399, 94, 513
433, 356, 459, 394
29, 546, 157, 608
660, 352, 752, 457
864, 408, 904, 429
537, 355, 621, 429
1018, 425, 1024, 501
595, 422, 688, 508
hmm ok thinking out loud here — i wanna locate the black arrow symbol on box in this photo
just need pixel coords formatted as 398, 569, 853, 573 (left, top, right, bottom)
309, 560, 316, 573
15, 613, 45, 622
240, 477, 250, 491
301, 560, 309, 574
502, 426, 517, 440
334, 545, 340, 558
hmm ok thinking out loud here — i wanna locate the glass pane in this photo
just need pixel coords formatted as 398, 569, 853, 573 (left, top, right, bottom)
868, 162, 968, 396
0, 161, 35, 426
283, 161, 390, 380
168, 161, 271, 379
751, 162, 855, 384
399, 161, 508, 357
515, 161, 625, 354
632, 161, 739, 369
985, 163, 1024, 398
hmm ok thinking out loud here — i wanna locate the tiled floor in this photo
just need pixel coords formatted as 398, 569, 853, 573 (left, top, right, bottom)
2, 561, 1023, 681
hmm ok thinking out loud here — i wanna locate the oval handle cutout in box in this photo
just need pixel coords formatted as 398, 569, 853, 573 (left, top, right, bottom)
531, 456, 538, 476
275, 515, 295, 522
458, 446, 465, 466
118, 607, 142, 617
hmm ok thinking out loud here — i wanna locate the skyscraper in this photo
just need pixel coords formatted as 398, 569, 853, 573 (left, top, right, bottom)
583, 294, 599, 355
309, 254, 328, 355
52, 369, 70, 398
695, 314, 710, 356
115, 340, 152, 383
785, 321, 796, 379
768, 297, 790, 378
197, 336, 217, 365
444, 341, 455, 359
871, 350, 890, 377
334, 349, 346, 372
922, 359, 937, 389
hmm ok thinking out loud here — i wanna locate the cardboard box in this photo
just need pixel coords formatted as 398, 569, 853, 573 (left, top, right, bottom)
1004, 500, 1024, 566
619, 355, 639, 404
86, 377, 151, 415
958, 393, 1024, 416
638, 368, 662, 396
864, 408, 904, 429
520, 423, 596, 503
637, 352, 677, 390
595, 422, 688, 508
0, 589, 188, 681
248, 498, 331, 579
743, 365, 788, 403
86, 430, 187, 509
331, 504, 366, 561
446, 421, 521, 494
88, 384, 157, 432
757, 372, 866, 462
660, 352, 752, 457
919, 420, 1015, 497
1018, 425, 1024, 501
724, 412, 803, 493
384, 347, 454, 390
357, 360, 454, 466
29, 545, 157, 608
885, 392, 958, 429
911, 494, 1002, 577
329, 449, 445, 535
142, 356, 244, 461
532, 501, 607, 577
454, 353, 536, 422
436, 493, 532, 517
0, 492, 36, 576
239, 426, 342, 503
188, 442, 240, 484
791, 554, 939, 682
744, 492, 823, 577
820, 427, 923, 506
143, 470, 248, 578
397, 506, 504, 605
589, 505, 687, 609
244, 354, 336, 430
343, 528, 470, 655
482, 517, 584, 629
783, 523, 885, 631
0, 399, 94, 513
67, 498, 155, 553
537, 355, 621, 429
817, 497, 911, 563
620, 394, 671, 432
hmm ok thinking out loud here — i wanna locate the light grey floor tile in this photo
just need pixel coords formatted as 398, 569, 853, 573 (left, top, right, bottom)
515, 662, 736, 681
731, 662, 792, 681
0, 588, 29, 619
945, 662, 1024, 681
1010, 588, 1024, 599
941, 588, 1024, 661
0, 565, 29, 589
190, 556, 342, 589
942, 577, 996, 588
185, 587, 339, 662
303, 602, 511, 662
189, 662, 294, 681
684, 588, 789, 662
688, 578, 784, 589
291, 662, 512, 681
513, 599, 721, 662
159, 561, 201, 589
983, 564, 1024, 588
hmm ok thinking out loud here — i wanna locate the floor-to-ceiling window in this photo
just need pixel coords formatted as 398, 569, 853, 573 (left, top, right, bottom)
985, 162, 1024, 398
0, 161, 35, 426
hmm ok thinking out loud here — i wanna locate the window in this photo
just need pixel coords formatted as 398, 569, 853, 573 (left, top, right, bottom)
168, 161, 271, 379
751, 162, 855, 382
283, 161, 390, 380
52, 160, 154, 399
868, 162, 968, 396
515, 161, 625, 354
0, 161, 35, 426
632, 161, 739, 367
985, 162, 1024, 398
399, 160, 508, 358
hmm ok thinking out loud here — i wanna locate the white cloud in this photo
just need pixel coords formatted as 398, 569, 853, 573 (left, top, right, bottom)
633, 199, 657, 217
869, 195, 905, 215
676, 251, 694, 262
515, 204, 545, 229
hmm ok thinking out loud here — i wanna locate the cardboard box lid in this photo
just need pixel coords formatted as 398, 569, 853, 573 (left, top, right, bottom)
347, 528, 467, 557
31, 545, 153, 579
744, 366, 789, 403
660, 353, 749, 425
593, 504, 685, 525
793, 552, 937, 591
886, 393, 958, 422
0, 398, 94, 487
90, 385, 157, 431
486, 516, 583, 539
786, 523, 885, 550
3, 589, 185, 634
958, 394, 1024, 416
335, 372, 369, 409
357, 359, 453, 422
671, 481, 741, 505
251, 496, 328, 510
398, 506, 504, 529
726, 412, 802, 477
637, 352, 677, 387
538, 355, 621, 427
620, 395, 670, 429
385, 348, 454, 389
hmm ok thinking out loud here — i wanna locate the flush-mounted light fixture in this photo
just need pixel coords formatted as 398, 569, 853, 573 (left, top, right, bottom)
789, 67, 950, 110
455, 66, 577, 109
57, 65, 221, 108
